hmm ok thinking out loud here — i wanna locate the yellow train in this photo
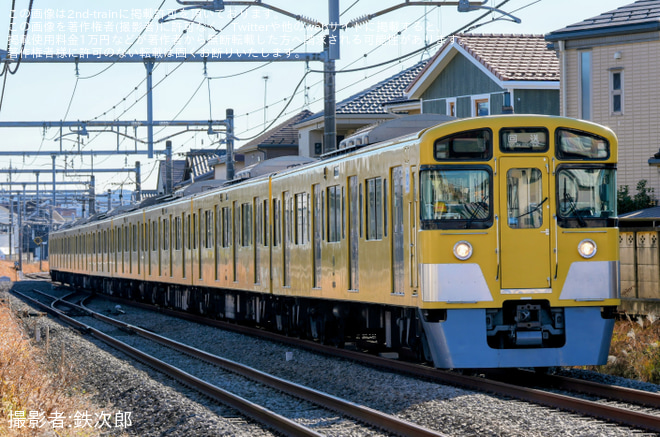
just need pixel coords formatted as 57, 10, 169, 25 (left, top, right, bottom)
50, 114, 620, 369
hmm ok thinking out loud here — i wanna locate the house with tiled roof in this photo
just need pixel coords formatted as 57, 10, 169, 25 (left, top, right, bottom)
181, 149, 224, 184
295, 60, 428, 158
405, 34, 560, 117
156, 159, 186, 194
545, 0, 660, 196
238, 110, 313, 166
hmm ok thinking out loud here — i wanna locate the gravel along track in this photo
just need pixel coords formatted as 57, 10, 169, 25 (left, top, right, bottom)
7, 280, 660, 436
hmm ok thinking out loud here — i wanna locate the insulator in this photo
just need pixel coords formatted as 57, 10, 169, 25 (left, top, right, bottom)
346, 14, 371, 28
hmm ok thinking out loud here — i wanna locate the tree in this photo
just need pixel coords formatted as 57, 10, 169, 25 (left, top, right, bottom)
618, 179, 656, 214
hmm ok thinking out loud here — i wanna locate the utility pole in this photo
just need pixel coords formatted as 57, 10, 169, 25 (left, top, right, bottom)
226, 108, 235, 180
135, 161, 142, 202
262, 75, 269, 129
323, 0, 340, 154
88, 175, 96, 216
165, 141, 173, 195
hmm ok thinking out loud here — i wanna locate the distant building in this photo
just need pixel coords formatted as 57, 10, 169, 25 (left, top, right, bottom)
238, 110, 313, 167
156, 159, 186, 194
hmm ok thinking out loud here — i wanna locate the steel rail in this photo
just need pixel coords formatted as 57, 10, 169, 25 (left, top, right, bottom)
11, 289, 325, 437
92, 294, 660, 433
21, 288, 449, 437
75, 293, 450, 437
491, 369, 660, 409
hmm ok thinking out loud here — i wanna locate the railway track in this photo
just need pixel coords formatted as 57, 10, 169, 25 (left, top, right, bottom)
13, 287, 449, 437
21, 271, 51, 281
55, 287, 660, 434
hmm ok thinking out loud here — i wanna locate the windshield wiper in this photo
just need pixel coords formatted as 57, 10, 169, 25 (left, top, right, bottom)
465, 194, 489, 229
563, 192, 586, 227
513, 197, 548, 221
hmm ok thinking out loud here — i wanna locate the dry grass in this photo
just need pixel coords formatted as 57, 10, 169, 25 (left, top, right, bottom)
0, 261, 49, 282
0, 301, 102, 436
589, 315, 660, 384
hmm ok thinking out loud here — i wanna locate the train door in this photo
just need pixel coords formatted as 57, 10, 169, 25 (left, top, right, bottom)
499, 158, 552, 289
348, 176, 359, 291
312, 184, 322, 288
182, 213, 188, 280
233, 202, 239, 282
392, 166, 405, 295
283, 192, 292, 287
254, 198, 260, 284
409, 166, 419, 291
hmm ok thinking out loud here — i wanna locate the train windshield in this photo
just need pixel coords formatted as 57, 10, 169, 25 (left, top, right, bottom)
556, 166, 617, 227
420, 168, 492, 229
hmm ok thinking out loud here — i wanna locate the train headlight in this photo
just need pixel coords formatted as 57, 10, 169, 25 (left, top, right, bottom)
453, 241, 473, 261
578, 239, 597, 259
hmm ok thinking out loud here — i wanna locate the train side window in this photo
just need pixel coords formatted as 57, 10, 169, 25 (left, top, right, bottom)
327, 185, 341, 243
366, 177, 383, 240
152, 221, 157, 251
295, 192, 309, 245
133, 224, 138, 251
263, 199, 269, 247
221, 207, 231, 247
383, 179, 388, 237
242, 203, 252, 246
205, 210, 214, 249
434, 129, 492, 160
192, 213, 197, 250
163, 218, 170, 250
273, 199, 281, 247
174, 217, 181, 250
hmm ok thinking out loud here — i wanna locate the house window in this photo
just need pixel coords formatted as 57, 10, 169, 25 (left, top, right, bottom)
611, 69, 623, 114
447, 98, 456, 117
579, 51, 592, 120
474, 97, 489, 116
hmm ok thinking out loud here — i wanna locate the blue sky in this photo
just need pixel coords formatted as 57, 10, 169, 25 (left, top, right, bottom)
0, 0, 632, 194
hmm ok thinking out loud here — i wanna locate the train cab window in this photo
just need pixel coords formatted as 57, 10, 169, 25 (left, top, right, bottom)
556, 128, 609, 160
434, 129, 492, 161
500, 128, 549, 152
420, 167, 492, 230
557, 165, 617, 228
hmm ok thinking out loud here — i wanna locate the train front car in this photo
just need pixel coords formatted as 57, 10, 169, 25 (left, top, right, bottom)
416, 115, 619, 369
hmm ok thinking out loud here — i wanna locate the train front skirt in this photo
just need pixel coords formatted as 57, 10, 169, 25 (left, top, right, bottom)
420, 307, 615, 369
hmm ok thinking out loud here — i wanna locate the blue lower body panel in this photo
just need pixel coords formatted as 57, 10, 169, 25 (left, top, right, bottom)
421, 307, 615, 369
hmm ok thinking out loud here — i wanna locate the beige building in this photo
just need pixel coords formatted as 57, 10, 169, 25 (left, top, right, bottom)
546, 0, 660, 195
